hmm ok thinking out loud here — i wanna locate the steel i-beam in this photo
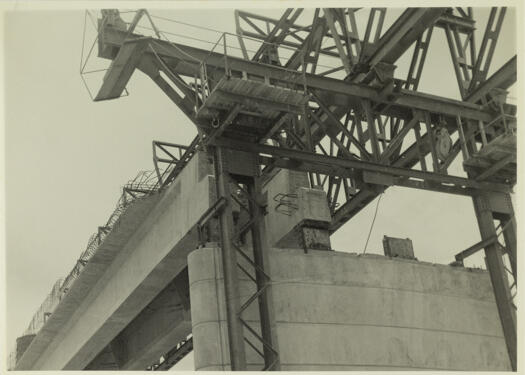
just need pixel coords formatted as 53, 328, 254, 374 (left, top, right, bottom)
214, 147, 247, 370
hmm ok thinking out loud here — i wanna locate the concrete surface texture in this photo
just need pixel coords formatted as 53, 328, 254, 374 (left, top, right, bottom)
85, 269, 192, 370
188, 246, 511, 371
16, 334, 36, 362
263, 169, 331, 248
14, 193, 162, 370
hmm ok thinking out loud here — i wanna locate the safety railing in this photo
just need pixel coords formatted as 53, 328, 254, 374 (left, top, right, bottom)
195, 32, 228, 108
21, 278, 64, 337
9, 165, 171, 368
8, 277, 64, 369
457, 91, 516, 164
85, 9, 347, 109
9, 133, 202, 366
195, 31, 309, 113
152, 141, 190, 186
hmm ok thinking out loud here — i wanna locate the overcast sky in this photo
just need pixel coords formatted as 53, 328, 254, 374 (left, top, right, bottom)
3, 4, 518, 370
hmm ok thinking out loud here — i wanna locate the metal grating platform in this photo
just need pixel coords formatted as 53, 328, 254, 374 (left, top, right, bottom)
464, 132, 516, 185
196, 75, 308, 142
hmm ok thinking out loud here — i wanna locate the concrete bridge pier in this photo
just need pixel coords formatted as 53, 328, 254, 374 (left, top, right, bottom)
188, 246, 511, 371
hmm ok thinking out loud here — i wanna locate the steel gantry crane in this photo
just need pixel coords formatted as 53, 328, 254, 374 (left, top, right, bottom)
91, 7, 517, 370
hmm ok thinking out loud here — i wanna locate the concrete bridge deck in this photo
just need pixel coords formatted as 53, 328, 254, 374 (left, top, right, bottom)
15, 151, 215, 370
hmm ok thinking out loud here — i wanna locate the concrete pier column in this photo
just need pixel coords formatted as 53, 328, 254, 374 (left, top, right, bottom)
188, 246, 264, 370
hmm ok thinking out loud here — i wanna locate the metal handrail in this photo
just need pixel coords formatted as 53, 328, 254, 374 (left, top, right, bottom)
196, 31, 309, 114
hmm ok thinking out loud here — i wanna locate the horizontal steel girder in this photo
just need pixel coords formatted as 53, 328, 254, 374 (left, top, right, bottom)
97, 27, 496, 123
210, 137, 512, 195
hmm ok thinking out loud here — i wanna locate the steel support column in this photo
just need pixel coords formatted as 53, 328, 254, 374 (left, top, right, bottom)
214, 146, 247, 370
501, 214, 517, 280
212, 146, 279, 371
247, 181, 280, 370
471, 193, 516, 370
461, 109, 517, 371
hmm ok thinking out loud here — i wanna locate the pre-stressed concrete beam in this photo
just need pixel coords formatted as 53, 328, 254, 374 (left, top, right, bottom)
86, 269, 192, 370
16, 152, 215, 370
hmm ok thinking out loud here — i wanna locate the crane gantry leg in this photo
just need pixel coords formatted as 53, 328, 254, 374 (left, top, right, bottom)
472, 192, 517, 370
213, 146, 279, 371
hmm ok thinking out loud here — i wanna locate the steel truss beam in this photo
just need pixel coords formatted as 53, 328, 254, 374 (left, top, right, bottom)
235, 8, 470, 70
468, 8, 506, 92
98, 27, 499, 123
284, 9, 326, 73
471, 193, 516, 370
152, 140, 190, 186
301, 8, 440, 215
108, 28, 512, 235
102, 8, 516, 238
404, 26, 433, 90
232, 7, 513, 230
445, 7, 508, 100
351, 8, 445, 83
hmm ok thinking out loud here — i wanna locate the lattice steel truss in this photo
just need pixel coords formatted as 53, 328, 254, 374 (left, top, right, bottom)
90, 7, 518, 370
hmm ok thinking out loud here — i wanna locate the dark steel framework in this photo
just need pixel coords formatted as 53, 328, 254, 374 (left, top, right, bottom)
147, 336, 194, 371
92, 7, 517, 371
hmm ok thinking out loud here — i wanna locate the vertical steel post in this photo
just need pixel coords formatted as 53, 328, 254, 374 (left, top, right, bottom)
471, 193, 516, 370
464, 123, 516, 369
456, 115, 470, 160
247, 180, 280, 370
478, 120, 488, 147
423, 111, 440, 172
413, 124, 427, 172
362, 100, 381, 161
501, 215, 517, 280
224, 33, 230, 78
213, 146, 247, 370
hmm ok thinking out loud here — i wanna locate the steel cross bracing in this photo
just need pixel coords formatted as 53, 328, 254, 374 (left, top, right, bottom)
92, 7, 517, 371
443, 7, 507, 100
212, 148, 279, 370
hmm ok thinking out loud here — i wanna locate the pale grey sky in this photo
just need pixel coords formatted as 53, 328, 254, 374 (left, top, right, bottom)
3, 5, 517, 370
